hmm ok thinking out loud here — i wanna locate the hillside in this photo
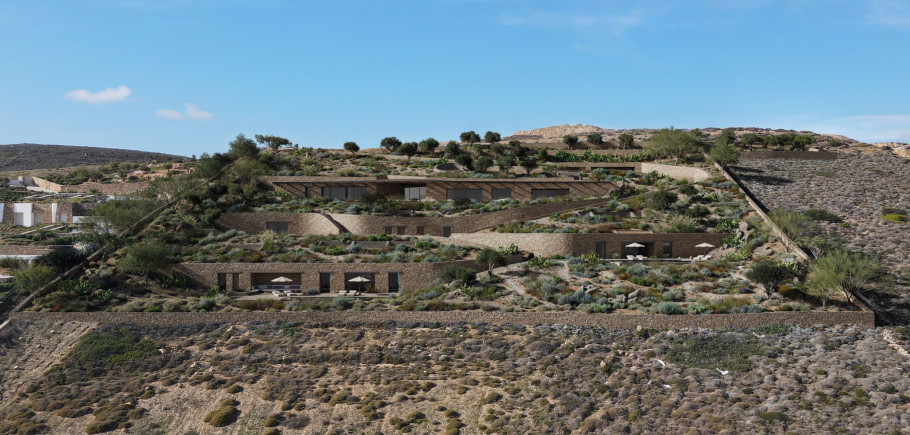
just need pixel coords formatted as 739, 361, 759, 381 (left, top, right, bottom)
0, 143, 186, 172
508, 124, 864, 147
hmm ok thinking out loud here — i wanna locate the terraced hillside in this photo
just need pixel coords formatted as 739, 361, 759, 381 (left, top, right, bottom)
730, 149, 910, 323
0, 144, 185, 172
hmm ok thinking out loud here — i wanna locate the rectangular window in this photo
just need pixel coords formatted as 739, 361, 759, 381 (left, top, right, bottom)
446, 188, 483, 202
304, 186, 312, 198
388, 272, 400, 292
384, 226, 395, 235
443, 226, 452, 237
404, 186, 426, 200
319, 272, 331, 293
416, 226, 425, 235
531, 189, 571, 199
662, 242, 673, 258
266, 221, 289, 234
217, 273, 227, 291
491, 188, 512, 200
595, 241, 606, 258
321, 186, 366, 201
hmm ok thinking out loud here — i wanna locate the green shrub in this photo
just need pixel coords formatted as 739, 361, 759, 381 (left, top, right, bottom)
655, 301, 684, 315
804, 209, 842, 223
882, 213, 908, 224
204, 401, 240, 427
438, 266, 477, 284
68, 332, 158, 365
667, 334, 764, 371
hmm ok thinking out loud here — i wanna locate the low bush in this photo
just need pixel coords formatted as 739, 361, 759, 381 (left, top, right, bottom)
667, 334, 764, 371
655, 301, 684, 315
204, 400, 240, 427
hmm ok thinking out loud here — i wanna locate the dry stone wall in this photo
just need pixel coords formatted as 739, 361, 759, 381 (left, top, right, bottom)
448, 232, 730, 258
9, 309, 875, 328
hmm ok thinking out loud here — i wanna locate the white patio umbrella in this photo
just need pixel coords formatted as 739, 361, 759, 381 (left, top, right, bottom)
695, 243, 715, 248
271, 276, 293, 283
625, 243, 645, 248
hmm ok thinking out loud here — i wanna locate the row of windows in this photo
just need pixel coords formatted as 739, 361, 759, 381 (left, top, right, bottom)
322, 186, 367, 201
446, 188, 570, 201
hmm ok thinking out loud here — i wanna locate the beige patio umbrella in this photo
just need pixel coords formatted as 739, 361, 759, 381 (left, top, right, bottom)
271, 276, 293, 283
625, 243, 645, 248
695, 243, 715, 248
348, 276, 371, 292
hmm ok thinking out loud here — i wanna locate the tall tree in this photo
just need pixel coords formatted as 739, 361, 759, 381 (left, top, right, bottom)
418, 137, 439, 154
496, 155, 515, 174
474, 156, 494, 173
254, 134, 291, 151
380, 137, 402, 152
520, 158, 538, 176
484, 131, 501, 143
586, 133, 603, 145
444, 141, 461, 159
563, 135, 579, 147
398, 142, 418, 160
710, 140, 740, 166
618, 133, 635, 149
228, 134, 259, 160
460, 131, 481, 145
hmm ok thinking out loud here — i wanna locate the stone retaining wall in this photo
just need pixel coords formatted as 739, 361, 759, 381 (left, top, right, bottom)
218, 198, 611, 236
8, 309, 875, 328
448, 232, 730, 258
741, 151, 838, 160
174, 255, 525, 293
0, 245, 59, 256
640, 163, 712, 182
29, 176, 151, 195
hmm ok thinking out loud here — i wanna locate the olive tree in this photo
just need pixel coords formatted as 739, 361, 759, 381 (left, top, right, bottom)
254, 134, 291, 151
398, 142, 418, 160
643, 128, 700, 164
586, 133, 603, 145
807, 249, 887, 305
563, 135, 579, 147
460, 131, 480, 145
343, 141, 359, 154
117, 242, 174, 284
476, 248, 506, 277
710, 140, 740, 166
380, 137, 402, 152
618, 133, 634, 149
483, 131, 501, 143
745, 260, 794, 297
418, 138, 439, 154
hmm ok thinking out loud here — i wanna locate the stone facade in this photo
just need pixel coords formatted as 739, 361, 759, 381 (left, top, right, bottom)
0, 245, 58, 256
175, 255, 525, 293
448, 232, 731, 258
29, 176, 151, 195
9, 309, 876, 329
740, 151, 838, 160
263, 176, 618, 203
217, 198, 611, 236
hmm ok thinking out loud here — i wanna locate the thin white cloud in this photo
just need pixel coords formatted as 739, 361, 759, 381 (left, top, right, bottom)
866, 0, 910, 26
155, 103, 215, 121
64, 85, 132, 104
497, 10, 644, 36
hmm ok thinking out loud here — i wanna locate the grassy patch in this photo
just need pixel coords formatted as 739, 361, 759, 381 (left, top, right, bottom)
68, 331, 158, 365
667, 334, 764, 371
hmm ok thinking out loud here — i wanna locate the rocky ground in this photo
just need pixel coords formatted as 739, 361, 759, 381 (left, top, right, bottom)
731, 149, 910, 323
0, 320, 908, 434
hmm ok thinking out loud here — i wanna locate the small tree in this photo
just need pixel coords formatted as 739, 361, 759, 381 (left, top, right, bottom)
646, 189, 678, 210
644, 127, 700, 164
741, 133, 762, 148
118, 242, 173, 285
444, 141, 461, 159
454, 153, 474, 170
380, 137, 402, 152
520, 158, 538, 176
807, 250, 886, 305
717, 128, 736, 146
343, 141, 359, 155
254, 134, 291, 151
460, 131, 480, 145
398, 142, 418, 160
13, 264, 55, 295
496, 155, 515, 174
228, 134, 259, 160
710, 140, 740, 166
474, 156, 494, 173
745, 260, 793, 297
563, 135, 579, 147
476, 248, 506, 277
586, 133, 603, 145
418, 137, 439, 154
38, 246, 85, 273
792, 135, 815, 150
618, 133, 634, 149
484, 131, 501, 143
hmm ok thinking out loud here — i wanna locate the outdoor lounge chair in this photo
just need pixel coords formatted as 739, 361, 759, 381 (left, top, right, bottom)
627, 255, 636, 260
636, 255, 646, 260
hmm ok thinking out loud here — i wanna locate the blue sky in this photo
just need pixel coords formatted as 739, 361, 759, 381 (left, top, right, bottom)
1, 0, 908, 156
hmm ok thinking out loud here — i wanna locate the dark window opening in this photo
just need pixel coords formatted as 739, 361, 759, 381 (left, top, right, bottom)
217, 273, 227, 291
322, 186, 367, 201
531, 189, 571, 199
416, 226, 425, 235
446, 188, 483, 202
388, 272, 400, 292
266, 221, 289, 234
662, 242, 673, 258
443, 226, 452, 237
491, 188, 512, 200
319, 272, 331, 293
595, 242, 606, 258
